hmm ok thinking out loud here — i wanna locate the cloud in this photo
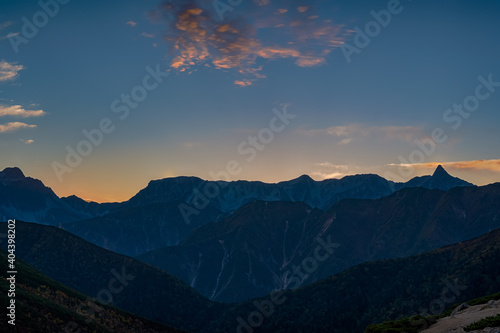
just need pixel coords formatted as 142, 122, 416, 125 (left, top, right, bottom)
127, 21, 137, 27
153, 0, 346, 86
388, 159, 500, 173
311, 162, 358, 179
0, 105, 46, 118
254, 0, 270, 6
297, 6, 309, 13
297, 123, 423, 145
373, 126, 423, 143
20, 139, 34, 144
234, 79, 253, 87
0, 122, 36, 133
0, 60, 24, 82
0, 21, 13, 31
142, 32, 154, 38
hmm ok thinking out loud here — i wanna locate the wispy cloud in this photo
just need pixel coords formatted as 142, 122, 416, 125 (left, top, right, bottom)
0, 122, 36, 133
311, 162, 359, 179
388, 159, 500, 173
20, 139, 34, 144
0, 32, 19, 42
297, 123, 424, 145
0, 21, 13, 31
152, 0, 346, 85
0, 60, 24, 82
127, 21, 137, 27
0, 105, 46, 118
141, 32, 154, 38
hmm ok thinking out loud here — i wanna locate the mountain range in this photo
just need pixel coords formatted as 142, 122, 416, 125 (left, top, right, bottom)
0, 165, 473, 257
137, 184, 500, 302
2, 165, 497, 332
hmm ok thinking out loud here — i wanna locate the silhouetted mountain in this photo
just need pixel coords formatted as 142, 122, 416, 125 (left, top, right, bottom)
1, 166, 476, 256
405, 164, 474, 190
202, 227, 500, 333
0, 221, 221, 332
60, 194, 121, 216
137, 184, 500, 302
0, 167, 91, 225
63, 200, 225, 256
0, 250, 187, 333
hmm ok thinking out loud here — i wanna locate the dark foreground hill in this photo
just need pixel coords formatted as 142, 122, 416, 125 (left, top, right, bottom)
0, 250, 187, 333
2, 223, 500, 332
0, 221, 221, 332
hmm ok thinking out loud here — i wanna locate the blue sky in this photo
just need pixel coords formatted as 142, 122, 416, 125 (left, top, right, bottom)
1, 0, 499, 202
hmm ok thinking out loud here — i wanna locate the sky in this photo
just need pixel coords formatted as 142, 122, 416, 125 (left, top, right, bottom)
0, 0, 500, 202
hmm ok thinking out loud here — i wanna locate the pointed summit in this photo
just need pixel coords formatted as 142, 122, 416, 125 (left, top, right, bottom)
432, 165, 450, 178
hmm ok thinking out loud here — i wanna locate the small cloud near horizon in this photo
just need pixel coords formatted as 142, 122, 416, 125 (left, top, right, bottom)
297, 123, 424, 145
387, 159, 500, 173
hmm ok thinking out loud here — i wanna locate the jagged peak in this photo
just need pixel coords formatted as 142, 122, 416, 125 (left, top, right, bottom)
432, 165, 450, 178
0, 167, 25, 180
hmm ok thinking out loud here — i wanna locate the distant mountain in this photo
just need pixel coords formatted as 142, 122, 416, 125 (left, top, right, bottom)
0, 167, 92, 225
405, 164, 474, 190
202, 227, 500, 333
66, 165, 475, 256
0, 221, 221, 332
60, 194, 121, 217
137, 184, 500, 302
0, 165, 476, 256
63, 200, 225, 256
0, 250, 187, 333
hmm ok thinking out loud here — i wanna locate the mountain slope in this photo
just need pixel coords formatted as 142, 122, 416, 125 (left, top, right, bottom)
202, 227, 500, 333
137, 201, 325, 302
0, 221, 221, 332
0, 250, 187, 333
137, 183, 500, 302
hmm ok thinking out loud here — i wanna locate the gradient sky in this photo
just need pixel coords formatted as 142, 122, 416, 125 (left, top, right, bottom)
1, 0, 500, 202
